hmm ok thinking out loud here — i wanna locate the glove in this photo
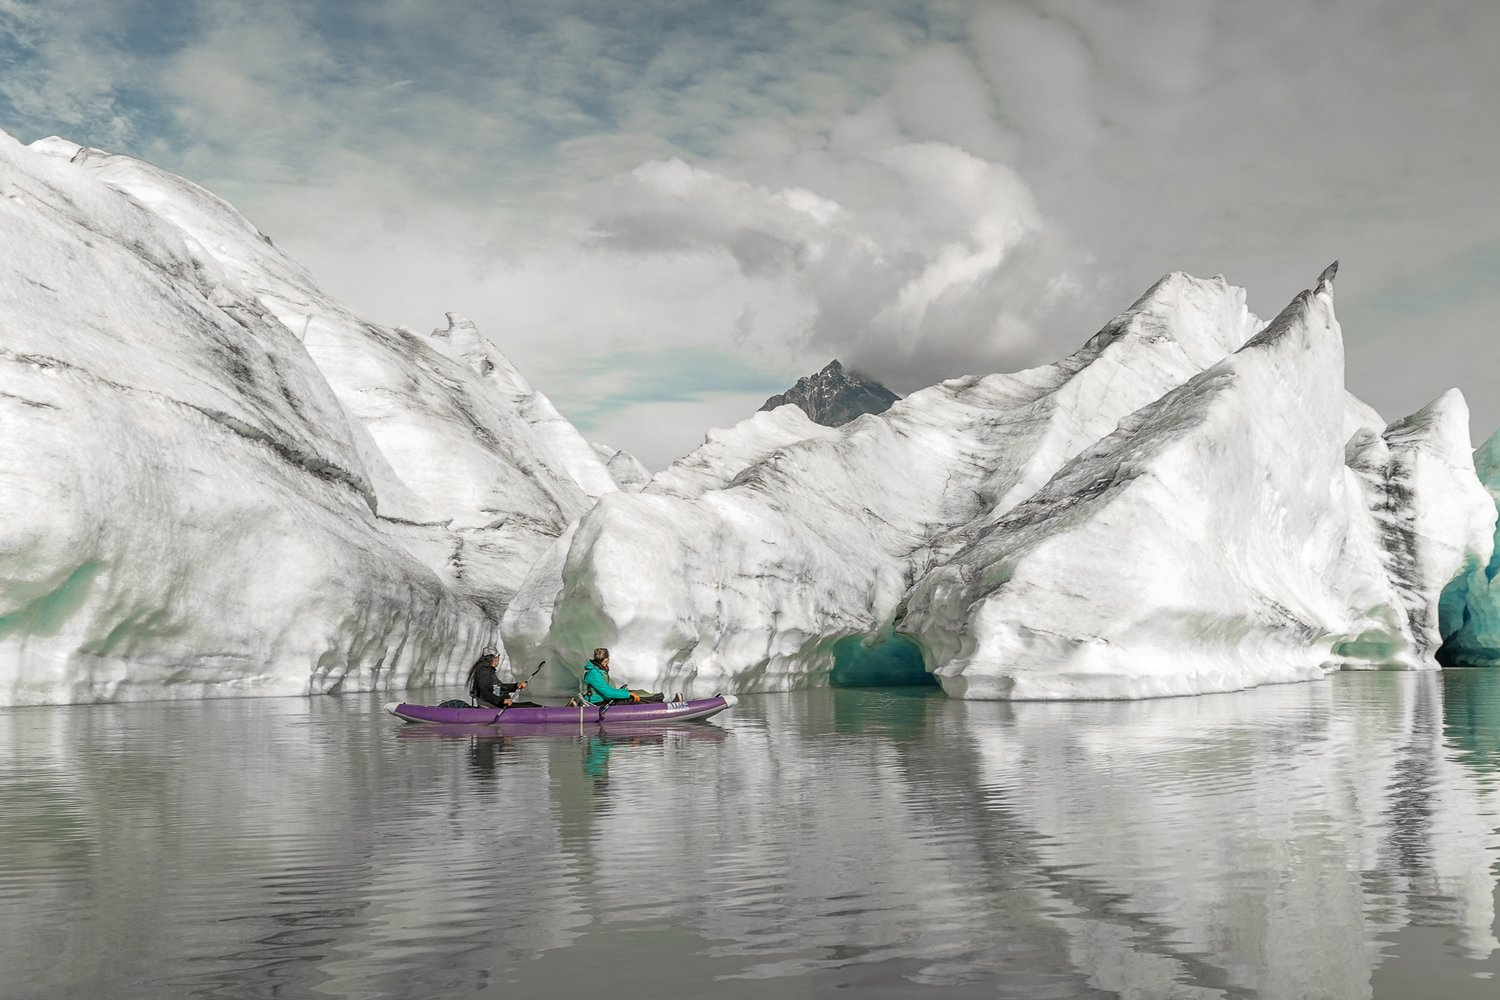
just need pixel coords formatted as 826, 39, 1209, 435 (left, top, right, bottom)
630, 692, 641, 704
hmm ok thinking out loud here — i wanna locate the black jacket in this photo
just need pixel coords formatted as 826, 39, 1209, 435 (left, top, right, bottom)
470, 663, 520, 708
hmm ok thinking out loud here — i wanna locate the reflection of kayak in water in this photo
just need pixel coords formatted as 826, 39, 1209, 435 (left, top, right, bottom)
393, 720, 732, 742
385, 695, 737, 726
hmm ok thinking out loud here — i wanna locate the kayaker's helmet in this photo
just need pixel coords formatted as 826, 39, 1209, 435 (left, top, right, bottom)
592, 647, 610, 666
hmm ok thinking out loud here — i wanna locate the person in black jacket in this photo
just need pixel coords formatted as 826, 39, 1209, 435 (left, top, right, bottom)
466, 649, 529, 708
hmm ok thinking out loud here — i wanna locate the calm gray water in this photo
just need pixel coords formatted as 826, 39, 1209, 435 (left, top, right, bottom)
3, 671, 1499, 999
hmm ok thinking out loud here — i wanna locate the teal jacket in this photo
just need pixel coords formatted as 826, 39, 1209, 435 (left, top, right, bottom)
582, 662, 631, 704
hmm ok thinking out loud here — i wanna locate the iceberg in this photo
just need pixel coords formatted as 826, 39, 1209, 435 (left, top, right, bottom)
505, 265, 1495, 700
4, 124, 1491, 706
1436, 429, 1500, 666
644, 404, 843, 500
0, 131, 621, 705
1342, 391, 1497, 664
903, 268, 1495, 698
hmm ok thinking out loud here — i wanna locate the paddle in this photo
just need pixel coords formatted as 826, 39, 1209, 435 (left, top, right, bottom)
493, 661, 546, 720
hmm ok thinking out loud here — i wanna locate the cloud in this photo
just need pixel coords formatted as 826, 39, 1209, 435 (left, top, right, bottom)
580, 144, 1083, 392
0, 0, 145, 148
955, 0, 1500, 433
3, 0, 1500, 464
880, 44, 1016, 161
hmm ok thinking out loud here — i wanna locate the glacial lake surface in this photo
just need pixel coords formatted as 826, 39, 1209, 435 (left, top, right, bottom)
3, 671, 1499, 999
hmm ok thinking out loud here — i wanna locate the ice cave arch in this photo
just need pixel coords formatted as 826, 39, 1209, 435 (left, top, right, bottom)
829, 631, 937, 688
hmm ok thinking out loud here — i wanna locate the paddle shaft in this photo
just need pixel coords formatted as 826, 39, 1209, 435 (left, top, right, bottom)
492, 661, 547, 718
474, 659, 545, 711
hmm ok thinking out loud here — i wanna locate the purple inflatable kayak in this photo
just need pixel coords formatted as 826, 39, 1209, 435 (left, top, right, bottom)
385, 694, 737, 726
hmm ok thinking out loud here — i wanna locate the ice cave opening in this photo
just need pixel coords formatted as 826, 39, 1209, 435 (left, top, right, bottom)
828, 631, 937, 688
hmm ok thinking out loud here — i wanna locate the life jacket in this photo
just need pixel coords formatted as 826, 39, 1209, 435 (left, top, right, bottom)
581, 663, 608, 704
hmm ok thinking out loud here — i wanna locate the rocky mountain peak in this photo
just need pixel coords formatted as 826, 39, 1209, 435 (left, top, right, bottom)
759, 360, 900, 427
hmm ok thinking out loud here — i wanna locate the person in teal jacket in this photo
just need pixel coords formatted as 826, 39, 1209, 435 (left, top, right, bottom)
580, 647, 667, 705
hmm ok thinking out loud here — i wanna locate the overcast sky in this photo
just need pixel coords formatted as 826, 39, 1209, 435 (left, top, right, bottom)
3, 0, 1498, 469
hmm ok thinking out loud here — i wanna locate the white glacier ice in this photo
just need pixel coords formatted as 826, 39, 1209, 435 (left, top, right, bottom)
903, 269, 1496, 698
643, 404, 843, 500
4, 126, 1494, 706
1341, 390, 1497, 664
0, 131, 622, 704
591, 443, 653, 492
505, 265, 1495, 700
1436, 428, 1500, 666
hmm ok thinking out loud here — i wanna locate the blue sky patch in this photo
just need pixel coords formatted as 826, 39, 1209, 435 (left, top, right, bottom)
560, 347, 795, 430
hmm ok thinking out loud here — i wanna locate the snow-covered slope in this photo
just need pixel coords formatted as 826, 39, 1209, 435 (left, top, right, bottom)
0, 132, 616, 704
591, 443, 652, 492
644, 404, 842, 499
504, 266, 1493, 700
30, 139, 625, 618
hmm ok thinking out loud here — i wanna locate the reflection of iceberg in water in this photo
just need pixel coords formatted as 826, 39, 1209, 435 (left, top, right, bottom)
4, 682, 1497, 996
948, 672, 1500, 996
552, 679, 1500, 993
1443, 668, 1500, 774
1433, 668, 1500, 960
829, 686, 944, 741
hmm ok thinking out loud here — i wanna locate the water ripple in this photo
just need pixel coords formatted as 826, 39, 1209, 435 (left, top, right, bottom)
3, 676, 1500, 998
